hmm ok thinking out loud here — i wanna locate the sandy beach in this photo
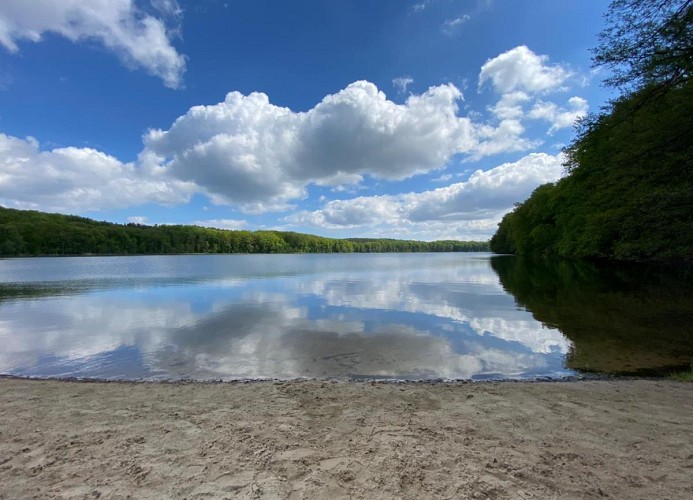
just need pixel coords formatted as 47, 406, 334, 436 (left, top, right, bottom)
0, 378, 691, 499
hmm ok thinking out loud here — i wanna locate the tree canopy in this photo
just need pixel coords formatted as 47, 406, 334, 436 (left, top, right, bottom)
0, 206, 489, 257
593, 0, 692, 94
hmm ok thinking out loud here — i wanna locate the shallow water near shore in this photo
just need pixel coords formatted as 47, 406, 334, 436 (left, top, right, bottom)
0, 253, 690, 381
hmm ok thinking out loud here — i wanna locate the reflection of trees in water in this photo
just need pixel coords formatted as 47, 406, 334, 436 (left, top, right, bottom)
490, 256, 693, 375
0, 284, 78, 302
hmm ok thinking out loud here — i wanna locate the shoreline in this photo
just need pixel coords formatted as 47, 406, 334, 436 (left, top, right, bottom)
0, 373, 596, 385
0, 250, 490, 260
1, 378, 691, 499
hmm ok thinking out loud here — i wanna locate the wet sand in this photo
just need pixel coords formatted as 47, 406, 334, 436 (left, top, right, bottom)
0, 378, 691, 499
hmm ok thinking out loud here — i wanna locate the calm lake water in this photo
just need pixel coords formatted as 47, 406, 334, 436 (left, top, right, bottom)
0, 253, 691, 381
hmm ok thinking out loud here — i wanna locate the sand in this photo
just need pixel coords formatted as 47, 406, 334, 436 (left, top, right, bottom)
0, 378, 691, 499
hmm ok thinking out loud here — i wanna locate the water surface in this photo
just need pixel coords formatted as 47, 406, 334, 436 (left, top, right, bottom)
0, 253, 690, 381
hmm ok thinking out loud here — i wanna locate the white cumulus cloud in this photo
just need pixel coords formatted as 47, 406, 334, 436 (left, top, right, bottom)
478, 45, 572, 94
488, 91, 530, 120
127, 215, 149, 224
529, 96, 588, 134
192, 219, 247, 230
0, 0, 186, 88
285, 152, 565, 239
471, 119, 540, 159
143, 80, 530, 213
0, 133, 194, 212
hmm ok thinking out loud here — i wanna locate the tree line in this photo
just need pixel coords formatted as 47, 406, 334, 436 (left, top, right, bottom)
0, 206, 489, 256
490, 0, 693, 264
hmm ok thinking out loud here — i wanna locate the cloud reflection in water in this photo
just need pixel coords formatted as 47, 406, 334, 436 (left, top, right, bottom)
0, 254, 573, 380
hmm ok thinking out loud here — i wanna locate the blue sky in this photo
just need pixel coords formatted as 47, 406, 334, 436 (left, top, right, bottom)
0, 0, 613, 240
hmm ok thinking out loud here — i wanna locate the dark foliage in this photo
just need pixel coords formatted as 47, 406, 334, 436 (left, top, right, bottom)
0, 206, 489, 256
593, 0, 692, 94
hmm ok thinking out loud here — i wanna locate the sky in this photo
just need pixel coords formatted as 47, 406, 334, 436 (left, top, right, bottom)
0, 0, 615, 241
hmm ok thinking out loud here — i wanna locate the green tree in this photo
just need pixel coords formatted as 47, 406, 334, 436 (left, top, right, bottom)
0, 224, 26, 255
0, 206, 489, 256
594, 0, 692, 94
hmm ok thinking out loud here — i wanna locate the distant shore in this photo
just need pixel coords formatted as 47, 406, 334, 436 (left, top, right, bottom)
1, 378, 691, 499
0, 249, 490, 259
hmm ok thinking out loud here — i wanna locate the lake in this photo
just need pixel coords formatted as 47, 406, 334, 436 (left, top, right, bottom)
0, 253, 691, 381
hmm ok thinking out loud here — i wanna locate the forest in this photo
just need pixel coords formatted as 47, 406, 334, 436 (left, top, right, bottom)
0, 206, 488, 256
490, 0, 693, 264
